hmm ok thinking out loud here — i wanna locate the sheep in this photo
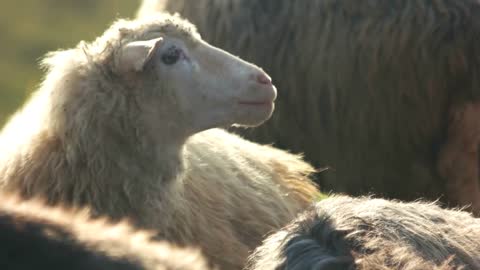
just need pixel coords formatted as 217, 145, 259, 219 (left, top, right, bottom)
0, 192, 209, 270
138, 0, 480, 214
245, 195, 480, 270
0, 14, 319, 270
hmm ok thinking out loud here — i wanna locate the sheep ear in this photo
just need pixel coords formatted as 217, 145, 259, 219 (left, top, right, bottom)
118, 37, 164, 72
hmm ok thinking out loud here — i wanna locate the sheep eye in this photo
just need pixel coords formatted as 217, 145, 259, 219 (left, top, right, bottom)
161, 46, 182, 65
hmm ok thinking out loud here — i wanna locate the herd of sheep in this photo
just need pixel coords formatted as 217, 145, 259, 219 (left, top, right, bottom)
1, 0, 480, 269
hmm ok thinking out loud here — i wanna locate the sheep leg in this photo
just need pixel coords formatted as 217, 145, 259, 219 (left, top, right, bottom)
437, 102, 480, 215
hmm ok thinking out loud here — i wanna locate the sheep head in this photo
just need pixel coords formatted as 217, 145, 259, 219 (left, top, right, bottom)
35, 14, 276, 159
112, 15, 277, 141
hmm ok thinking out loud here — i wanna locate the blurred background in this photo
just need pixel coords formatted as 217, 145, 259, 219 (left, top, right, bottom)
0, 0, 139, 126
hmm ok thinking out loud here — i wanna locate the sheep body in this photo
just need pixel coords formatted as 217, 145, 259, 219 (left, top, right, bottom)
0, 193, 209, 270
140, 0, 480, 212
246, 196, 480, 270
0, 15, 318, 270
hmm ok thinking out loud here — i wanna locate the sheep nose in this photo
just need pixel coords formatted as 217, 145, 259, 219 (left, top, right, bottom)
255, 72, 272, 86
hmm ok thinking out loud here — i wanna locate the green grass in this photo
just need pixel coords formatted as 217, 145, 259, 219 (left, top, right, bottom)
0, 0, 140, 126
316, 192, 330, 201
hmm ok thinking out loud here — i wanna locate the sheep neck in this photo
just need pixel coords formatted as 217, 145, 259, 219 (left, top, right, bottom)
73, 124, 187, 214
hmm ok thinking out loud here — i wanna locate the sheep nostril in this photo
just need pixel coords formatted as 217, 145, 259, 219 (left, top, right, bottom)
256, 73, 272, 85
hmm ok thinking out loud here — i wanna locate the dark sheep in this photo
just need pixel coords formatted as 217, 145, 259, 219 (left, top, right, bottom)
246, 196, 480, 270
0, 193, 209, 270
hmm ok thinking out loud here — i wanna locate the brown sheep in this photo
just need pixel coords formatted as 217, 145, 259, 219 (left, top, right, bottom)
139, 0, 480, 214
0, 14, 318, 270
246, 196, 480, 270
0, 192, 209, 270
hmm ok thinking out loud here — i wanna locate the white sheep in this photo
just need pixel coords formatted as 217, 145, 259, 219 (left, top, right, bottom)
0, 14, 319, 270
0, 192, 209, 270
